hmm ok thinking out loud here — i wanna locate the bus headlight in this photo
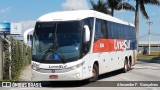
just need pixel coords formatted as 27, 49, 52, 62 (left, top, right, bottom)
32, 63, 40, 71
68, 61, 85, 70
69, 65, 78, 70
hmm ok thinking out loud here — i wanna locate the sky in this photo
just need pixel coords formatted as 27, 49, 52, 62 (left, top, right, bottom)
0, 0, 160, 41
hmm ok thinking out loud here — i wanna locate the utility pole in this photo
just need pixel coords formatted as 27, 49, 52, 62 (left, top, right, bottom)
122, 0, 124, 20
147, 20, 153, 55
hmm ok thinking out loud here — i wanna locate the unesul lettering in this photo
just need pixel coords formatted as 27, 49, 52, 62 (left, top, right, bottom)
114, 40, 130, 50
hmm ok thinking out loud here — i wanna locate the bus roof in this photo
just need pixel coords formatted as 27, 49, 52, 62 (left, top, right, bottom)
37, 10, 134, 27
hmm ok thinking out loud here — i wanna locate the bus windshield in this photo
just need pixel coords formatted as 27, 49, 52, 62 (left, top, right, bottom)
32, 21, 82, 63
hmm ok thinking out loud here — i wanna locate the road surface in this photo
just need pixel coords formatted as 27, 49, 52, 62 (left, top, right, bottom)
1, 60, 160, 90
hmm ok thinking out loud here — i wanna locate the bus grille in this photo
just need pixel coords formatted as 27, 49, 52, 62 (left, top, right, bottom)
36, 68, 71, 73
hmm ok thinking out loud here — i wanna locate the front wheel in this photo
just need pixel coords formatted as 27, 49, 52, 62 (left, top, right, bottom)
89, 64, 99, 82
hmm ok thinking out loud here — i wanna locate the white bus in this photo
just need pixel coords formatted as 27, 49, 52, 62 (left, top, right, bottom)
31, 10, 137, 81
24, 28, 34, 46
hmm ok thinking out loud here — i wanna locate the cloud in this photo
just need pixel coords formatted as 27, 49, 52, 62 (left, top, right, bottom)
150, 12, 160, 17
0, 7, 11, 14
131, 16, 135, 23
62, 0, 89, 10
18, 20, 36, 34
151, 13, 157, 16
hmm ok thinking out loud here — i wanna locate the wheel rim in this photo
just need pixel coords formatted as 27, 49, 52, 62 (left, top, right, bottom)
128, 61, 131, 70
125, 61, 128, 71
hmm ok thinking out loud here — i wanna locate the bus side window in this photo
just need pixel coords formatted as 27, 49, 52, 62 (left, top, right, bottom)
124, 26, 127, 39
95, 19, 102, 40
120, 24, 124, 39
104, 21, 109, 38
107, 22, 114, 39
107, 21, 111, 38
114, 23, 118, 39
94, 19, 105, 40
102, 20, 107, 38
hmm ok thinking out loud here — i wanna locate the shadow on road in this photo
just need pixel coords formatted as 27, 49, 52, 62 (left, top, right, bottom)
98, 69, 123, 80
40, 81, 88, 87
39, 69, 124, 87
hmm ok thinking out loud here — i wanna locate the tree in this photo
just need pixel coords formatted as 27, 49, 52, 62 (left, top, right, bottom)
134, 0, 160, 42
90, 0, 111, 14
107, 0, 135, 16
90, 0, 135, 16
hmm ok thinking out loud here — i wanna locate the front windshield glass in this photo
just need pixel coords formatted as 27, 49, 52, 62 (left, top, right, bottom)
32, 21, 81, 63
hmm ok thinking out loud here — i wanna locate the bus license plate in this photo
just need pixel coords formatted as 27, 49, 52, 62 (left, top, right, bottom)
49, 75, 58, 79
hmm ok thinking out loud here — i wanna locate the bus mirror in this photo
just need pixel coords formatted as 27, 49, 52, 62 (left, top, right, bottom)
84, 25, 90, 43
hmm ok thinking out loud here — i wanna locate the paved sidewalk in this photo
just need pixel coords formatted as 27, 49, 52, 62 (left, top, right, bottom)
19, 64, 32, 81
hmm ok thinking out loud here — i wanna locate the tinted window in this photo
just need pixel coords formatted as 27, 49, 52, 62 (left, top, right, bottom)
107, 21, 114, 38
102, 20, 107, 38
114, 23, 118, 39
119, 24, 123, 39
32, 21, 82, 63
83, 17, 94, 33
95, 19, 103, 40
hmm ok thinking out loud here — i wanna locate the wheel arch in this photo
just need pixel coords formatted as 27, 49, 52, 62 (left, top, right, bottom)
94, 61, 99, 68
125, 56, 128, 62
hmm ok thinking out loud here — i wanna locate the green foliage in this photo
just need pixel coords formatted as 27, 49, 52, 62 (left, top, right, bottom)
3, 38, 31, 81
3, 40, 10, 80
90, 0, 111, 14
90, 0, 135, 16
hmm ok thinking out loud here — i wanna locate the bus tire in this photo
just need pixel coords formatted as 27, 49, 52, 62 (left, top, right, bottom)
89, 64, 99, 82
128, 59, 131, 71
122, 59, 128, 73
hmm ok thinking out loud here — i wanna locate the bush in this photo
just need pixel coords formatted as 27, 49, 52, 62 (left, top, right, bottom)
3, 37, 31, 81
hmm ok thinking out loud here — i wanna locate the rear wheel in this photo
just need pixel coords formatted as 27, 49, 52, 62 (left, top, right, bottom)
128, 60, 131, 71
89, 64, 99, 82
122, 59, 128, 73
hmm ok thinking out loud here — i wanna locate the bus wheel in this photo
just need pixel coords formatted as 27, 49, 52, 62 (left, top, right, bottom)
128, 60, 131, 71
89, 64, 99, 82
122, 60, 128, 73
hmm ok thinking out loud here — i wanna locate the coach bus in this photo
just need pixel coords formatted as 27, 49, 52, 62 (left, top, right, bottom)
31, 10, 137, 81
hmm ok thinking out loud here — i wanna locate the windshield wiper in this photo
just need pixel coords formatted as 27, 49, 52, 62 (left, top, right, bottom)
54, 43, 66, 63
41, 23, 66, 63
54, 23, 66, 63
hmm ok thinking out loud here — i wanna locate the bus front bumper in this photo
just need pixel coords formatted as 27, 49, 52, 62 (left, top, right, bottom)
31, 67, 83, 81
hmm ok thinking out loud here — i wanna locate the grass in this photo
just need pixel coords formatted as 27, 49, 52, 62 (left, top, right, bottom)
138, 55, 160, 60
138, 52, 160, 60
150, 51, 160, 55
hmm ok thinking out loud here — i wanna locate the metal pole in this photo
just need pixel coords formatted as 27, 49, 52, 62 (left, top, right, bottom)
158, 41, 160, 50
122, 0, 124, 20
147, 20, 153, 55
3, 32, 7, 38
148, 30, 151, 55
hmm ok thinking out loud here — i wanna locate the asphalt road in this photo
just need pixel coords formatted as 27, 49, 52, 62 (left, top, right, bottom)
1, 60, 160, 90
